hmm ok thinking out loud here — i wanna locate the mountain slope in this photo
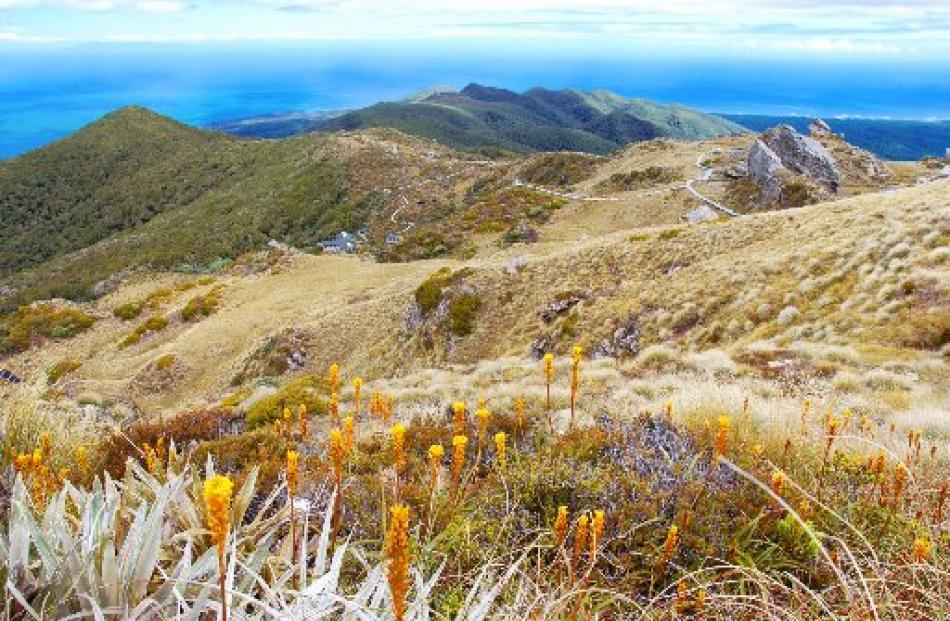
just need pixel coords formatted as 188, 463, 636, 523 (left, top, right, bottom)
0, 108, 502, 312
316, 84, 746, 154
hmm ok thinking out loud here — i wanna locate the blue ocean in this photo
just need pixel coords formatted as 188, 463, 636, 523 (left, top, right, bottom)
2, 42, 950, 159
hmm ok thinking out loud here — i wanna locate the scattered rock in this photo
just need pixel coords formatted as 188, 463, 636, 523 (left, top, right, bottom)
809, 118, 833, 138
777, 306, 800, 325
506, 256, 528, 275
593, 315, 641, 358
538, 291, 589, 324
683, 204, 719, 224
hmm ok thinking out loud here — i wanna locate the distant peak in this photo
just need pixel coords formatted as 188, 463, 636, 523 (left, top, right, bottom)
403, 85, 457, 103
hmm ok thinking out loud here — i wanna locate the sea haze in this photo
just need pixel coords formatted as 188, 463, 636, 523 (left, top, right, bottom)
2, 42, 950, 159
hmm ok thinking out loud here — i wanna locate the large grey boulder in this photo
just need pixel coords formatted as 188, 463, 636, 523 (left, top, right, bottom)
761, 124, 840, 192
748, 139, 788, 205
746, 124, 841, 207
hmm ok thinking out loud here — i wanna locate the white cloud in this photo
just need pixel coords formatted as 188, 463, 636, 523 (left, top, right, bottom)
0, 0, 185, 10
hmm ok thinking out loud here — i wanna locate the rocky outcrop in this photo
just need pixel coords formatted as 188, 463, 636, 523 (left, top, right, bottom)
747, 124, 840, 208
809, 119, 832, 138
762, 125, 840, 192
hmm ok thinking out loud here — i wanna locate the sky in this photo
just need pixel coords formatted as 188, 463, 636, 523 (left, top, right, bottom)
1, 0, 950, 59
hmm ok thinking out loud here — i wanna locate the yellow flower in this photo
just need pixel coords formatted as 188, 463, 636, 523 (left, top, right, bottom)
385, 504, 410, 621
298, 404, 308, 439
329, 429, 346, 486
452, 401, 467, 434
328, 362, 340, 394
286, 450, 299, 497
713, 415, 730, 463
913, 538, 931, 563
752, 444, 763, 460
494, 432, 506, 468
771, 470, 786, 500
391, 423, 407, 470
203, 475, 234, 551
451, 435, 468, 483
543, 353, 554, 382
39, 433, 52, 457
553, 506, 568, 546
476, 408, 490, 439
343, 415, 355, 454
590, 509, 605, 556
514, 397, 526, 428
573, 513, 589, 563
329, 391, 340, 423
665, 400, 673, 419
661, 524, 679, 563
427, 444, 444, 488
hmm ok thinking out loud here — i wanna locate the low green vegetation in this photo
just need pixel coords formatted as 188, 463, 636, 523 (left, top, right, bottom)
120, 313, 169, 348
0, 303, 96, 354
244, 375, 328, 429
46, 359, 82, 384
595, 166, 682, 192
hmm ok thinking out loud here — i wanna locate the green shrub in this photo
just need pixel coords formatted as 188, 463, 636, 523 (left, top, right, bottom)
113, 302, 144, 320
47, 359, 82, 384
415, 268, 455, 315
245, 375, 329, 429
119, 313, 169, 348
181, 287, 223, 321
448, 292, 482, 337
0, 304, 96, 353
658, 228, 683, 241
155, 353, 176, 371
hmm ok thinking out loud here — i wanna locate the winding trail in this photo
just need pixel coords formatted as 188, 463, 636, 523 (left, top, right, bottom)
685, 150, 740, 217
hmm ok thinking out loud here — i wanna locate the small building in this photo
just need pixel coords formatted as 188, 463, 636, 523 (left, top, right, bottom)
319, 231, 359, 253
386, 232, 404, 245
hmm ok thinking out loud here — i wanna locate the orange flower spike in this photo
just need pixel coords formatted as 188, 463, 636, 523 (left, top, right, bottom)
451, 435, 468, 483
494, 432, 506, 469
452, 401, 467, 435
286, 450, 299, 497
713, 415, 730, 464
343, 415, 355, 455
573, 513, 590, 561
427, 444, 444, 488
476, 408, 490, 441
391, 423, 407, 471
661, 525, 679, 563
385, 504, 411, 621
353, 377, 363, 417
328, 362, 340, 394
553, 505, 569, 547
590, 509, 605, 556
913, 538, 931, 563
203, 475, 234, 553
297, 404, 308, 439
329, 429, 346, 486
